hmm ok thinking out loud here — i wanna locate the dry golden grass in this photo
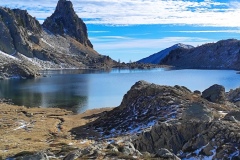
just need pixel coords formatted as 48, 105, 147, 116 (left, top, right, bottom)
0, 103, 113, 158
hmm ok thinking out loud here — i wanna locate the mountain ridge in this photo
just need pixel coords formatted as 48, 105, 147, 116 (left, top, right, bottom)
137, 43, 194, 64
160, 39, 240, 69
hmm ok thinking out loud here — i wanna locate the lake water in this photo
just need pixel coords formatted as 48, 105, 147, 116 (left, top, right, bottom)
0, 68, 240, 113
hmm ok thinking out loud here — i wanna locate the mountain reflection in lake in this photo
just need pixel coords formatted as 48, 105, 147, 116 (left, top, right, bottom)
1, 68, 240, 113
0, 70, 92, 113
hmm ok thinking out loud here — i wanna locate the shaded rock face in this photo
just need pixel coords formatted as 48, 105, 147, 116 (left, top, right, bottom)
160, 39, 240, 70
12, 9, 42, 35
43, 0, 93, 48
202, 84, 226, 104
0, 7, 42, 57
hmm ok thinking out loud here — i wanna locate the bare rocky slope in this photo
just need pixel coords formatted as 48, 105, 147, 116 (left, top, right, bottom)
137, 43, 193, 64
0, 0, 116, 79
160, 39, 240, 69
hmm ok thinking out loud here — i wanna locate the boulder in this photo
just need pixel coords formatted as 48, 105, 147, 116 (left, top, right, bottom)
155, 148, 180, 160
202, 84, 226, 104
194, 90, 201, 95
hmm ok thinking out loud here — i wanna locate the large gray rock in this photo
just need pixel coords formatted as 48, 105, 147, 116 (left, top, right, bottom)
155, 148, 180, 160
202, 84, 226, 104
182, 102, 213, 122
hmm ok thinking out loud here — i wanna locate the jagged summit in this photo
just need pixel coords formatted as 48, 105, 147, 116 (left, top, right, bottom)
43, 0, 93, 48
55, 0, 74, 16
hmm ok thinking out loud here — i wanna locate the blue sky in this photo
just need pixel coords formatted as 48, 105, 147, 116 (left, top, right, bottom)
1, 0, 240, 62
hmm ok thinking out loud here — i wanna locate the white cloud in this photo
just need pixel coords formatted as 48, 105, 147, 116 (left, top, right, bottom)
91, 36, 214, 62
2, 0, 240, 27
91, 36, 213, 51
170, 30, 240, 33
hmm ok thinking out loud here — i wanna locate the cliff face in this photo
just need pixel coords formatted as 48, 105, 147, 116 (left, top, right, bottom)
42, 0, 93, 48
0, 7, 42, 57
160, 39, 240, 69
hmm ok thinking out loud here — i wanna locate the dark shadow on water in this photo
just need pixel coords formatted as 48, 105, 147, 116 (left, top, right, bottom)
0, 72, 90, 113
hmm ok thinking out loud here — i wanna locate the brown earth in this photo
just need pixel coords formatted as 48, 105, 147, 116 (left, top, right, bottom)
0, 102, 113, 158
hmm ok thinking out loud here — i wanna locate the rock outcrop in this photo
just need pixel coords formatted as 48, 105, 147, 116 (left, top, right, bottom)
134, 116, 240, 159
202, 84, 226, 104
0, 7, 41, 57
43, 0, 93, 48
227, 87, 240, 107
160, 39, 240, 69
71, 81, 235, 139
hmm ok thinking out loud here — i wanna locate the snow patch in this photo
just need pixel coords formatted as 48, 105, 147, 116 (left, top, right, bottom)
0, 50, 18, 60
14, 120, 30, 131
41, 38, 54, 48
80, 140, 87, 144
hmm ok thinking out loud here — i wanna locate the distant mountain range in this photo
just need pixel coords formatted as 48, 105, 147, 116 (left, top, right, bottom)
138, 39, 240, 70
137, 43, 193, 64
160, 39, 240, 69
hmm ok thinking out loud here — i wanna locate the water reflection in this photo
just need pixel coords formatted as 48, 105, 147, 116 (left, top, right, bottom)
1, 69, 240, 113
0, 72, 89, 113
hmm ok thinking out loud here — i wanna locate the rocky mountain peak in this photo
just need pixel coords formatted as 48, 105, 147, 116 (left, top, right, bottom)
174, 43, 194, 49
55, 0, 74, 15
43, 0, 93, 48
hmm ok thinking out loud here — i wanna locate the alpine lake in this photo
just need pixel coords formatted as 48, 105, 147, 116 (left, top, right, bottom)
1, 68, 240, 113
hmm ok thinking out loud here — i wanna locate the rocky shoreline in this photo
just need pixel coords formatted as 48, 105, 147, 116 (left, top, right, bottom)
0, 81, 240, 159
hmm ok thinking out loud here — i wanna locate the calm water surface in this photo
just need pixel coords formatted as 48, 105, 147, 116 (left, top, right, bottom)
1, 68, 240, 113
